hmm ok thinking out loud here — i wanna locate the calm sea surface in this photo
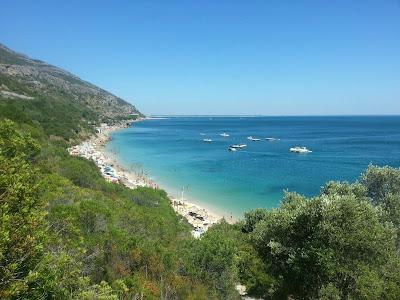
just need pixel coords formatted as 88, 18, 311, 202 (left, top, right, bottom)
107, 116, 400, 217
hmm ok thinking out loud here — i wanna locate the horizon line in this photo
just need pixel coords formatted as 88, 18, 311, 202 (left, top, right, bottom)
147, 114, 400, 118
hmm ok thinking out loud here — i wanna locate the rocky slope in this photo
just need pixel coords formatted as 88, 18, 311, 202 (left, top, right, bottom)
0, 43, 141, 121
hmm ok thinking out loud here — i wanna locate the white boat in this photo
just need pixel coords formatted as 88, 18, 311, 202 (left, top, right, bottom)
203, 138, 212, 142
230, 144, 247, 148
290, 146, 312, 153
266, 137, 279, 141
200, 133, 206, 136
228, 147, 237, 151
247, 136, 261, 141
220, 133, 230, 137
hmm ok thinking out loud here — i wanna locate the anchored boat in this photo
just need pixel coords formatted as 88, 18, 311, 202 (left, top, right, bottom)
247, 136, 261, 141
230, 144, 247, 148
290, 146, 312, 153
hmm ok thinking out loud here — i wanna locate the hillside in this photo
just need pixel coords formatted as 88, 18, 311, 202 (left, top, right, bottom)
0, 43, 141, 140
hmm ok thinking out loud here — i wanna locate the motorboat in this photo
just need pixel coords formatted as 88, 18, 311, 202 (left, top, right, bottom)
290, 146, 312, 153
266, 137, 279, 141
230, 144, 247, 148
220, 133, 230, 137
203, 138, 212, 142
247, 136, 261, 141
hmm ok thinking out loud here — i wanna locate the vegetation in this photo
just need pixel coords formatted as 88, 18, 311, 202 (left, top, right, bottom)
239, 181, 400, 299
0, 117, 241, 299
1, 44, 400, 299
0, 120, 45, 297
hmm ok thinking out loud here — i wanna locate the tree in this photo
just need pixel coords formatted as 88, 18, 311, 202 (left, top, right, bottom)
360, 166, 400, 249
185, 224, 240, 299
246, 190, 400, 299
361, 165, 400, 205
0, 120, 45, 298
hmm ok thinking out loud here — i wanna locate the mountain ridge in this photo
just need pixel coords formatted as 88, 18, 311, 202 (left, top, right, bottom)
0, 42, 142, 122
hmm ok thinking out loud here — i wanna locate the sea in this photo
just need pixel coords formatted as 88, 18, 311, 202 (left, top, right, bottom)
106, 116, 400, 217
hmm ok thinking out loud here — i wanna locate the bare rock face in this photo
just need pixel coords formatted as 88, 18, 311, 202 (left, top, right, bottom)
0, 43, 142, 120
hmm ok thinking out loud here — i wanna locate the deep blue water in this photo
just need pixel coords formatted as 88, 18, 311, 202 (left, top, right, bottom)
107, 116, 400, 217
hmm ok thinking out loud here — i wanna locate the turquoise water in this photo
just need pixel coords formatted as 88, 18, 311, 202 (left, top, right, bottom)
107, 116, 400, 217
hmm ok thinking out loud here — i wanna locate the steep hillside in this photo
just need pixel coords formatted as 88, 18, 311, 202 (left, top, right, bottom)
0, 43, 141, 127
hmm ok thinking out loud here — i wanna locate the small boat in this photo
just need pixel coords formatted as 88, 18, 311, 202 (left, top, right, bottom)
230, 144, 247, 148
247, 136, 261, 141
203, 138, 212, 142
200, 133, 206, 136
266, 137, 279, 141
228, 147, 237, 152
220, 133, 230, 137
290, 146, 312, 153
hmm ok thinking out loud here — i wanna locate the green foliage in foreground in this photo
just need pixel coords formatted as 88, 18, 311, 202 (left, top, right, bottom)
239, 168, 400, 299
0, 120, 45, 297
0, 119, 240, 299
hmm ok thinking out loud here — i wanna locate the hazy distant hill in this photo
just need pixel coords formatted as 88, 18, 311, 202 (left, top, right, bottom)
0, 43, 141, 122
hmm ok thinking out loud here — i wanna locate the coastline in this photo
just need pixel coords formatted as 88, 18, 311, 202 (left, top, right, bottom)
68, 118, 225, 237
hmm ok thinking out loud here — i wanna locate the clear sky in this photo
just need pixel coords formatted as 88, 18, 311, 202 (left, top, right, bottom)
1, 0, 399, 115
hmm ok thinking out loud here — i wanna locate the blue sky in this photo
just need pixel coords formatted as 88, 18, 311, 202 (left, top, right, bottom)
1, 0, 399, 115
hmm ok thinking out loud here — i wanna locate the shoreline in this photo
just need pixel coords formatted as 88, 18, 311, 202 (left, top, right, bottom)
68, 118, 226, 237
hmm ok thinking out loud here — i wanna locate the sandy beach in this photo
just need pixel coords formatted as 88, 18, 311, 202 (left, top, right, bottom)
68, 118, 224, 237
